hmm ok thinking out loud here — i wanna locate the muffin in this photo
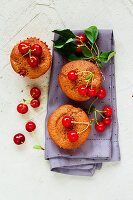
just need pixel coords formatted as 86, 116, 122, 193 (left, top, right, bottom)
58, 60, 102, 101
10, 37, 51, 79
47, 105, 91, 150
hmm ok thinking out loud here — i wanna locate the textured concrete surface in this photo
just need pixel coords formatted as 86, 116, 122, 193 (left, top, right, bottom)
0, 0, 133, 199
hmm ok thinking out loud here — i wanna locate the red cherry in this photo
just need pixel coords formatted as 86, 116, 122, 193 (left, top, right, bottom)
78, 85, 87, 95
103, 106, 112, 116
77, 34, 87, 42
87, 87, 97, 97
30, 87, 41, 99
97, 88, 106, 99
13, 133, 25, 145
95, 121, 105, 132
102, 117, 112, 125
17, 103, 28, 114
27, 55, 39, 67
18, 42, 30, 54
67, 130, 79, 142
31, 44, 42, 56
30, 99, 40, 108
76, 43, 82, 54
68, 70, 77, 81
26, 121, 36, 132
62, 116, 72, 127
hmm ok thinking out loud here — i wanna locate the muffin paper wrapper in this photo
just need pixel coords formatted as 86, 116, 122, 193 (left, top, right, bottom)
45, 29, 120, 176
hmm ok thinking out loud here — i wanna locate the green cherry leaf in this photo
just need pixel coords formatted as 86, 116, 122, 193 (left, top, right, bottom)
97, 59, 103, 68
68, 53, 87, 61
33, 145, 42, 150
85, 74, 92, 81
84, 26, 98, 44
54, 42, 77, 58
91, 119, 98, 125
99, 51, 116, 63
88, 106, 95, 115
53, 37, 74, 48
81, 46, 92, 57
53, 29, 76, 39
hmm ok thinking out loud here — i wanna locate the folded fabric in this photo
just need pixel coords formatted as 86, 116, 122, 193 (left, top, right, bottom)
45, 29, 120, 176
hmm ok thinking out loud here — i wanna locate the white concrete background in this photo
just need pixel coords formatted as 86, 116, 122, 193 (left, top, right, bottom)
0, 0, 133, 199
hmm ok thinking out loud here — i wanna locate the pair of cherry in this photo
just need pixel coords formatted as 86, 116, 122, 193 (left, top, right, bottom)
13, 121, 36, 145
18, 42, 42, 67
17, 87, 41, 114
75, 34, 87, 54
95, 106, 112, 132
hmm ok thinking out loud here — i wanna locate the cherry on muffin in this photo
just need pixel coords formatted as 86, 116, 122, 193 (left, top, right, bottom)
31, 44, 42, 56
27, 55, 39, 67
18, 42, 30, 54
67, 130, 79, 142
78, 85, 88, 95
68, 70, 77, 81
87, 87, 97, 97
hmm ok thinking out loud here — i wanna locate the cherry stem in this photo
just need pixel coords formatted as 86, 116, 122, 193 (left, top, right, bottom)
94, 43, 100, 57
76, 71, 93, 75
21, 142, 33, 149
32, 131, 44, 150
23, 97, 33, 104
88, 97, 98, 114
87, 41, 97, 56
96, 110, 105, 118
71, 121, 89, 125
22, 46, 29, 50
77, 123, 90, 134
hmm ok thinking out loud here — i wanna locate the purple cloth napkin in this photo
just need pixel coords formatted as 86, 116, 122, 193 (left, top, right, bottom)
45, 29, 120, 176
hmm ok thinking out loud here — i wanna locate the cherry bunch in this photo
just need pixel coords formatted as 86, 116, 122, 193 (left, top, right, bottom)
93, 106, 112, 132
62, 116, 90, 142
18, 42, 42, 67
75, 34, 87, 54
68, 70, 106, 98
17, 87, 41, 114
14, 87, 44, 150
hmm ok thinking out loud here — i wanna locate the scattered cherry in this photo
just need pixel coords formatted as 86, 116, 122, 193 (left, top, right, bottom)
102, 117, 112, 125
30, 87, 41, 99
97, 88, 106, 99
68, 70, 77, 81
95, 121, 105, 132
26, 121, 36, 132
31, 44, 42, 56
13, 133, 25, 145
76, 43, 82, 54
103, 106, 112, 116
87, 87, 97, 97
30, 99, 40, 108
62, 116, 72, 127
67, 130, 79, 142
18, 42, 30, 54
78, 85, 87, 95
27, 55, 39, 67
77, 34, 87, 42
17, 103, 28, 114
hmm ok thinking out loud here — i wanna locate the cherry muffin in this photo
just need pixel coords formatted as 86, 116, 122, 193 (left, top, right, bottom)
47, 105, 91, 150
10, 37, 51, 79
58, 60, 102, 101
